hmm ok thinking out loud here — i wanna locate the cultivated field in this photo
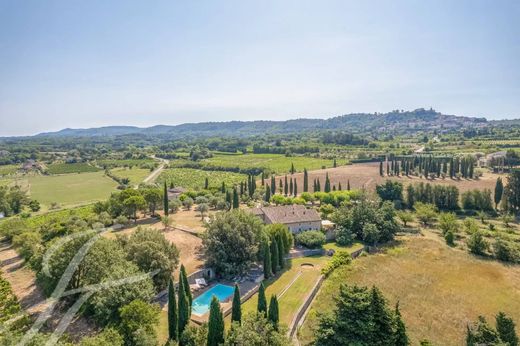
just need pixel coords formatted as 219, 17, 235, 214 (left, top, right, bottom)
202, 153, 336, 174
157, 168, 248, 190
46, 163, 100, 174
272, 162, 503, 194
299, 234, 520, 346
20, 171, 118, 210
110, 167, 151, 185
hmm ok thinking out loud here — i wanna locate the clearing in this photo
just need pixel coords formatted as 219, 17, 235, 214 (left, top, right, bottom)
110, 167, 151, 186
299, 234, 520, 346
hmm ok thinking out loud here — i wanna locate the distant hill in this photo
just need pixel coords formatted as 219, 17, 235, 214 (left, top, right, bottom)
31, 108, 494, 139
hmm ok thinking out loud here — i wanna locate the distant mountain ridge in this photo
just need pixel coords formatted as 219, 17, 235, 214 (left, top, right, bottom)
31, 108, 500, 138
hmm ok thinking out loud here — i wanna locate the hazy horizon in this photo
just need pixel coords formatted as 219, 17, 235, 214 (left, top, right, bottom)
1, 0, 519, 136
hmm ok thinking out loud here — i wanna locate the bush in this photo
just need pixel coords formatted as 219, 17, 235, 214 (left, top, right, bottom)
321, 251, 352, 277
467, 231, 488, 256
295, 230, 326, 249
493, 238, 520, 263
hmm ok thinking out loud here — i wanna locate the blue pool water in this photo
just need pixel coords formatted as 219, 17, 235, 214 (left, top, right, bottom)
192, 284, 235, 316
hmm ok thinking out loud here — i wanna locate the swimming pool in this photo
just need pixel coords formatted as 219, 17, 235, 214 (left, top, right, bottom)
192, 284, 235, 316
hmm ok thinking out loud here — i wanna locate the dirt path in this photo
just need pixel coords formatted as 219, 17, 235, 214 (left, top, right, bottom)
142, 157, 168, 185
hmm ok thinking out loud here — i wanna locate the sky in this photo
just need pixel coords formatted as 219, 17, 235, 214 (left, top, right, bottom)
0, 0, 519, 136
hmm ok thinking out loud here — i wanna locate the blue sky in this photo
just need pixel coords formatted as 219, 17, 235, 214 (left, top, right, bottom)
0, 0, 519, 136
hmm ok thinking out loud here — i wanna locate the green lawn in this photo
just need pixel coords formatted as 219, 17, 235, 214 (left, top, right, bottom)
322, 241, 365, 253
25, 171, 118, 209
202, 153, 337, 174
157, 168, 248, 190
110, 167, 151, 185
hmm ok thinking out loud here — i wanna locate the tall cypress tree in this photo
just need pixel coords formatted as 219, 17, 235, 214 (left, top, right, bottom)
225, 190, 232, 210
270, 238, 279, 274
293, 179, 298, 196
279, 179, 283, 194
177, 279, 189, 337
324, 173, 331, 193
257, 282, 267, 315
263, 241, 272, 279
265, 186, 271, 202
232, 187, 239, 209
261, 172, 265, 186
204, 177, 209, 189
303, 168, 309, 192
333, 158, 337, 168
394, 302, 409, 346
276, 233, 284, 269
221, 182, 226, 193
231, 284, 242, 325
167, 277, 178, 341
180, 264, 192, 310
290, 162, 295, 174
347, 180, 350, 190
271, 176, 276, 195
207, 296, 224, 346
495, 177, 504, 209
163, 182, 169, 217
289, 178, 293, 196
284, 176, 288, 196
268, 295, 279, 330
380, 161, 384, 176
338, 182, 342, 191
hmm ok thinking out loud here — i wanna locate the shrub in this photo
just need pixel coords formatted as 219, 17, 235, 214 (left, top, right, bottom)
493, 238, 520, 263
467, 231, 488, 256
414, 202, 437, 226
321, 251, 352, 277
295, 230, 326, 249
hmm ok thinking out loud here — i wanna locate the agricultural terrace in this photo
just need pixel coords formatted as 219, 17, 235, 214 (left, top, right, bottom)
46, 162, 100, 174
109, 167, 151, 185
201, 153, 337, 174
157, 168, 248, 190
274, 162, 502, 194
299, 234, 520, 346
21, 171, 117, 210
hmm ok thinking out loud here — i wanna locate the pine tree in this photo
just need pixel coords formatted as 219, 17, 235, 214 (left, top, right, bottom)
369, 286, 394, 343
231, 284, 242, 325
303, 168, 309, 192
180, 264, 192, 309
495, 177, 504, 209
205, 177, 209, 189
163, 182, 169, 217
265, 185, 271, 202
257, 282, 267, 315
293, 179, 298, 196
263, 241, 272, 279
284, 176, 288, 196
394, 302, 409, 346
496, 312, 519, 346
270, 238, 279, 274
177, 279, 189, 337
167, 277, 178, 341
232, 187, 239, 209
268, 295, 279, 330
207, 296, 224, 346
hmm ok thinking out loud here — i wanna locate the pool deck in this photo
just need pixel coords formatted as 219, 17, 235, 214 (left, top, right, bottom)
190, 279, 259, 324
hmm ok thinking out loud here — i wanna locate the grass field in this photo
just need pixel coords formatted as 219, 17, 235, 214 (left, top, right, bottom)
21, 171, 117, 210
0, 164, 19, 176
157, 168, 248, 190
299, 234, 520, 346
46, 163, 100, 174
110, 167, 151, 185
202, 153, 337, 174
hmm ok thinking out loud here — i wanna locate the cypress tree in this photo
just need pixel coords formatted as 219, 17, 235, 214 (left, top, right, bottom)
167, 277, 178, 341
221, 181, 226, 193
257, 282, 267, 315
231, 284, 242, 325
394, 302, 409, 346
270, 238, 279, 274
276, 233, 284, 269
347, 180, 350, 190
271, 176, 276, 195
225, 190, 232, 210
291, 162, 295, 174
177, 279, 189, 337
261, 172, 265, 186
204, 177, 209, 189
303, 168, 309, 192
289, 178, 293, 196
268, 295, 279, 330
317, 179, 321, 191
495, 177, 504, 209
386, 161, 390, 175
332, 185, 336, 191
324, 173, 331, 193
293, 179, 298, 196
279, 179, 283, 194
313, 179, 317, 192
232, 187, 239, 209
333, 158, 337, 168
170, 181, 174, 189
163, 182, 169, 217
263, 241, 272, 279
380, 161, 384, 176
207, 296, 224, 346
284, 175, 288, 196
240, 181, 244, 196
338, 182, 342, 190
265, 186, 271, 202
180, 264, 192, 309
496, 312, 519, 346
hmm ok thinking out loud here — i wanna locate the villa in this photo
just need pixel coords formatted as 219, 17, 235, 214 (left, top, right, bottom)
251, 204, 322, 233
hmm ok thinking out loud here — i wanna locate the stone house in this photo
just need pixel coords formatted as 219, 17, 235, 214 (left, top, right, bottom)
251, 205, 321, 234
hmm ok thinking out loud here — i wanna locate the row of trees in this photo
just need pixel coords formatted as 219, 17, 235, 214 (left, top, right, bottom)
380, 155, 476, 179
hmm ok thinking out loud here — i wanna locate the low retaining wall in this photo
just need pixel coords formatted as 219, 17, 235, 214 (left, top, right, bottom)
287, 249, 325, 259
288, 275, 325, 337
